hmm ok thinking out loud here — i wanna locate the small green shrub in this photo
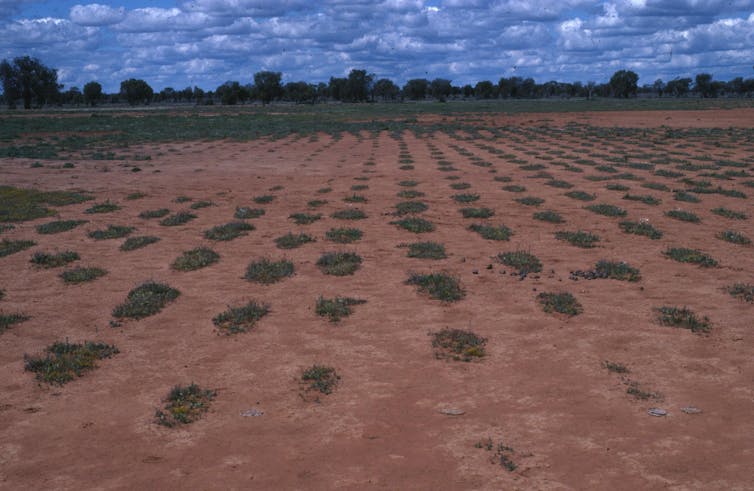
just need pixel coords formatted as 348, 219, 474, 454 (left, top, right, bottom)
602, 361, 629, 373
717, 230, 751, 245
595, 260, 641, 281
189, 200, 213, 210
619, 220, 662, 239
213, 301, 270, 334
450, 183, 471, 190
664, 247, 717, 267
325, 227, 363, 243
125, 192, 146, 200
84, 200, 120, 214
30, 250, 79, 268
656, 306, 710, 334
395, 201, 428, 215
642, 182, 669, 191
24, 340, 119, 385
460, 207, 494, 218
1, 312, 30, 334
139, 208, 170, 219
606, 183, 629, 191
172, 247, 220, 271
515, 196, 544, 206
673, 191, 700, 203
343, 194, 367, 203
316, 296, 366, 322
586, 204, 627, 217
398, 180, 418, 187
545, 179, 573, 189
317, 187, 332, 194
234, 207, 265, 219
331, 209, 366, 220
406, 241, 446, 259
244, 258, 294, 284
565, 191, 596, 201
113, 281, 180, 319
406, 272, 464, 302
88, 225, 134, 240
121, 235, 160, 251
155, 383, 216, 427
301, 365, 339, 395
666, 209, 700, 223
204, 221, 253, 241
555, 231, 599, 248
726, 283, 754, 303
174, 196, 192, 203
468, 223, 512, 241
159, 211, 196, 226
452, 193, 480, 203
0, 238, 36, 257
497, 251, 542, 274
60, 267, 107, 284
431, 328, 486, 361
391, 217, 435, 233
307, 200, 328, 208
538, 292, 582, 316
36, 219, 88, 234
253, 195, 274, 204
623, 194, 661, 205
317, 252, 362, 276
711, 207, 747, 220
275, 232, 315, 249
502, 185, 525, 193
351, 184, 368, 191
533, 210, 563, 223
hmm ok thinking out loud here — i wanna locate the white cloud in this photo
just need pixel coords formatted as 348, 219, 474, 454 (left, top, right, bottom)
70, 3, 125, 26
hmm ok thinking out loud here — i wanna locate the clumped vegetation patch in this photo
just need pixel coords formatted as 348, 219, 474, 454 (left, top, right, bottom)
460, 207, 494, 218
555, 231, 599, 248
406, 272, 464, 302
397, 189, 425, 199
474, 437, 517, 472
121, 235, 160, 251
595, 260, 641, 281
172, 247, 220, 271
343, 194, 367, 203
619, 220, 662, 239
204, 221, 254, 241
664, 247, 718, 267
537, 292, 582, 316
606, 183, 630, 191
325, 227, 363, 243
189, 200, 214, 210
717, 230, 750, 245
394, 201, 428, 215
244, 258, 294, 284
673, 191, 700, 203
391, 217, 435, 233
139, 208, 170, 219
253, 195, 274, 204
726, 283, 754, 303
24, 340, 119, 385
275, 232, 315, 249
60, 266, 107, 284
449, 182, 471, 190
515, 196, 544, 206
586, 204, 627, 217
398, 180, 418, 187
301, 365, 340, 396
497, 251, 542, 274
155, 383, 216, 427
665, 209, 700, 223
36, 219, 88, 234
502, 185, 526, 193
565, 191, 596, 201
1, 238, 36, 257
0, 186, 92, 223
711, 207, 747, 220
1, 312, 30, 334
656, 306, 711, 334
623, 194, 661, 205
30, 250, 79, 268
85, 200, 120, 214
212, 301, 270, 335
112, 281, 180, 319
88, 225, 134, 240
431, 328, 486, 361
316, 251, 362, 276
452, 193, 480, 203
307, 199, 328, 208
533, 210, 564, 223
331, 209, 367, 220
159, 211, 197, 226
545, 179, 573, 189
469, 223, 512, 241
234, 207, 265, 219
602, 361, 629, 374
315, 296, 367, 322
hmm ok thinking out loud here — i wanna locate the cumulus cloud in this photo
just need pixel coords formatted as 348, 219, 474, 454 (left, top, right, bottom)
70, 3, 125, 26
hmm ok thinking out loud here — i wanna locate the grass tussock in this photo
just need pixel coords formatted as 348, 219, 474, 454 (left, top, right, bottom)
234, 207, 265, 219
213, 301, 270, 335
244, 258, 294, 284
121, 235, 160, 251
325, 227, 363, 243
0, 238, 36, 257
619, 220, 662, 239
36, 219, 88, 234
275, 232, 315, 249
406, 272, 464, 302
656, 306, 711, 334
533, 210, 563, 223
24, 340, 119, 385
664, 247, 718, 267
159, 211, 197, 226
555, 231, 599, 248
468, 223, 512, 241
84, 200, 120, 214
391, 217, 435, 233
290, 212, 323, 224
301, 365, 340, 396
497, 251, 542, 274
726, 283, 754, 303
315, 296, 366, 322
60, 266, 107, 284
586, 204, 627, 217
204, 221, 253, 241
88, 225, 134, 240
30, 250, 79, 268
431, 328, 486, 361
112, 281, 180, 319
538, 292, 583, 316
317, 252, 362, 276
406, 241, 447, 259
331, 209, 367, 220
155, 383, 216, 427
172, 247, 219, 271
1, 312, 30, 334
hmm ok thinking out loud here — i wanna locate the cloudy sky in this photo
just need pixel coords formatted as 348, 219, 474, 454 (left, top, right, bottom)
1, 0, 752, 93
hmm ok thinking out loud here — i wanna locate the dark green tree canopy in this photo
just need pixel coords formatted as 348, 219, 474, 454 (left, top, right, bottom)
83, 81, 102, 106
120, 78, 153, 105
609, 69, 639, 98
0, 56, 60, 109
344, 69, 374, 102
403, 78, 429, 100
372, 78, 400, 100
253, 71, 282, 104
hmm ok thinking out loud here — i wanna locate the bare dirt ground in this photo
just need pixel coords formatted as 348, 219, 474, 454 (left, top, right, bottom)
1, 109, 753, 489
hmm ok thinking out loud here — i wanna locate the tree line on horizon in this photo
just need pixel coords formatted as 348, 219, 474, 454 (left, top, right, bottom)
1, 55, 754, 109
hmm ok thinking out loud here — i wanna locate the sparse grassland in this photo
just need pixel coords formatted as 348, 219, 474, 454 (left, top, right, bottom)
112, 281, 180, 319
155, 383, 216, 427
24, 340, 119, 385
316, 296, 367, 322
431, 328, 486, 361
0, 186, 92, 223
656, 306, 711, 334
212, 301, 270, 335
406, 272, 464, 302
244, 258, 294, 284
